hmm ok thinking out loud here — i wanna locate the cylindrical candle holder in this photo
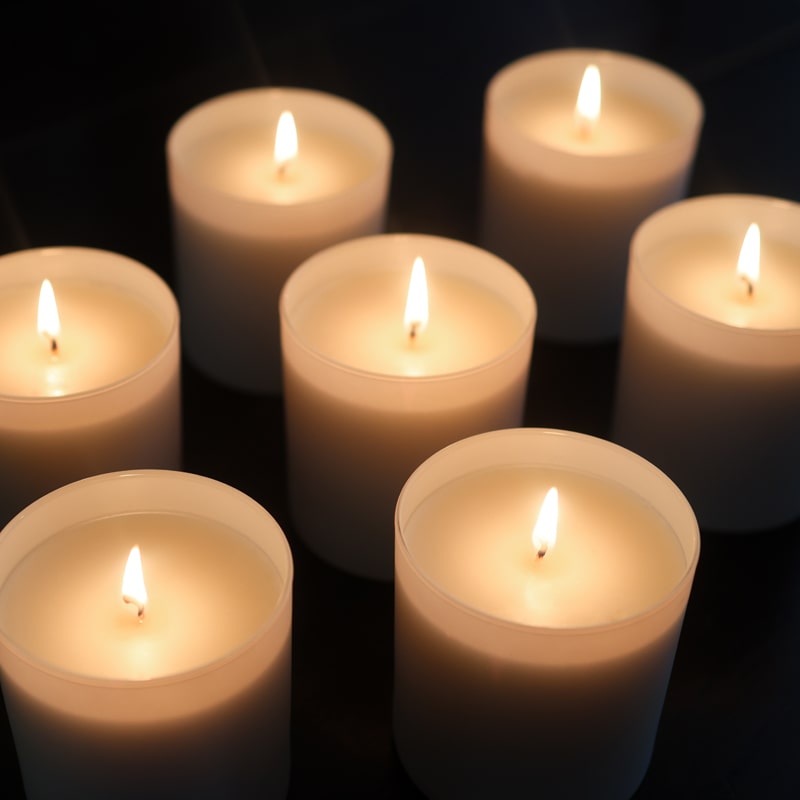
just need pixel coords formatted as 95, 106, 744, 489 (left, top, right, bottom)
0, 247, 181, 526
613, 194, 800, 531
167, 87, 393, 394
0, 470, 293, 800
394, 428, 699, 800
280, 234, 536, 580
480, 48, 703, 341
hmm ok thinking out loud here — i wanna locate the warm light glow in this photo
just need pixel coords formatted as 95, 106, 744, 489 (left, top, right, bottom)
532, 487, 558, 559
574, 64, 601, 136
122, 546, 148, 620
737, 223, 760, 296
274, 110, 298, 173
37, 279, 61, 352
404, 256, 429, 339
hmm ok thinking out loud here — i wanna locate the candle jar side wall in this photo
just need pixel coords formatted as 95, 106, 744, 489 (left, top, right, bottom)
394, 575, 685, 800
1, 632, 290, 800
614, 307, 800, 530
0, 366, 180, 526
172, 206, 386, 394
481, 156, 689, 341
284, 362, 529, 579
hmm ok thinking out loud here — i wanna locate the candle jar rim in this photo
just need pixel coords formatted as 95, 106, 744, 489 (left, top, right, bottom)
485, 47, 704, 178
0, 246, 180, 404
395, 427, 700, 643
280, 232, 536, 385
0, 469, 293, 691
167, 85, 393, 213
628, 193, 800, 365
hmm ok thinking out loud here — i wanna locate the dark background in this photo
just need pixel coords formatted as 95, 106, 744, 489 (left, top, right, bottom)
1, 1, 800, 797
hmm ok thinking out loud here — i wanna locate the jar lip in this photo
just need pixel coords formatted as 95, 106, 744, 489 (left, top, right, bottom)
279, 232, 537, 382
167, 85, 393, 212
0, 246, 180, 403
0, 470, 294, 688
395, 427, 700, 636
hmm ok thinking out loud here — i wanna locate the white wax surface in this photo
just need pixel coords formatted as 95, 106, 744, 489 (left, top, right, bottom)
181, 126, 374, 204
288, 268, 523, 376
404, 466, 685, 627
0, 280, 168, 397
509, 85, 682, 154
0, 512, 282, 680
642, 235, 800, 329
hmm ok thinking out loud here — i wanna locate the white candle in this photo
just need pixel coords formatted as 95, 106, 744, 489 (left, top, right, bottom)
394, 428, 699, 800
480, 48, 703, 341
613, 194, 800, 530
167, 87, 392, 393
0, 470, 292, 799
280, 234, 536, 580
0, 247, 180, 525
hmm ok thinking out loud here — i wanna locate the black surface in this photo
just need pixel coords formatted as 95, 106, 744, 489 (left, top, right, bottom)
2, 2, 800, 798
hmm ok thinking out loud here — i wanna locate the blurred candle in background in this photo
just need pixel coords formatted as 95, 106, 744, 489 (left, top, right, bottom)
0, 247, 181, 526
167, 87, 393, 394
613, 194, 800, 530
280, 234, 536, 580
481, 48, 703, 341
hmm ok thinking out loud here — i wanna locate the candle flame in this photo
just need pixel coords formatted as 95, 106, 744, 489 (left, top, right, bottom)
37, 279, 61, 354
122, 546, 148, 620
737, 223, 760, 297
274, 110, 298, 175
574, 64, 601, 137
532, 487, 558, 559
404, 256, 429, 339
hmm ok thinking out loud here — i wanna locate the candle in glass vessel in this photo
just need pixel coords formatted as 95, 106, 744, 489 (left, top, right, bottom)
480, 48, 703, 341
0, 470, 292, 800
280, 234, 536, 580
167, 87, 392, 393
394, 428, 699, 800
613, 194, 800, 530
0, 247, 180, 525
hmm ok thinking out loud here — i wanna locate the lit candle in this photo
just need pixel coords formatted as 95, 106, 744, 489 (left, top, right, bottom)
0, 247, 181, 525
613, 194, 800, 530
167, 87, 393, 393
280, 234, 536, 580
0, 470, 292, 800
394, 428, 699, 800
480, 48, 703, 341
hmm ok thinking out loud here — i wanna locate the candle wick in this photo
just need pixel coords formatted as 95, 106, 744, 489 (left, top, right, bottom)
536, 544, 547, 559
277, 161, 288, 180
50, 337, 59, 356
741, 274, 754, 298
123, 594, 146, 622
409, 322, 418, 341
